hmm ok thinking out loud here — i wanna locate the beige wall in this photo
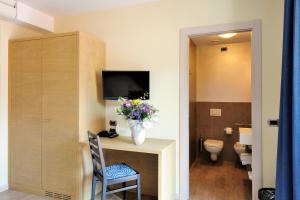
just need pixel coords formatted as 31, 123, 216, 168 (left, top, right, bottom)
196, 42, 252, 102
55, 0, 284, 190
0, 19, 44, 190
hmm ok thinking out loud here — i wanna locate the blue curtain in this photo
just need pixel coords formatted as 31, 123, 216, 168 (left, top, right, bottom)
276, 0, 300, 199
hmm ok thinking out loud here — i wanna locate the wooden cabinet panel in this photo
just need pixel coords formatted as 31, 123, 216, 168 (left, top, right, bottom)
11, 121, 42, 187
42, 35, 77, 72
41, 35, 78, 194
9, 32, 105, 199
9, 40, 42, 188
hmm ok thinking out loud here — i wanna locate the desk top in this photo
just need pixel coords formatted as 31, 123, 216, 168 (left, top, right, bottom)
87, 136, 175, 155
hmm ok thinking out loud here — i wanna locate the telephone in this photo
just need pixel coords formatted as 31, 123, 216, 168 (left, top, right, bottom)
97, 120, 119, 138
97, 130, 118, 138
98, 130, 109, 137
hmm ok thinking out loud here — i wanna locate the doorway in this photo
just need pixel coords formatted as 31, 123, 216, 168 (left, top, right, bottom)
179, 20, 262, 200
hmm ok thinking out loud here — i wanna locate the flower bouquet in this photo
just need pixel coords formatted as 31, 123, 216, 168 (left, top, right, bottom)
116, 94, 158, 145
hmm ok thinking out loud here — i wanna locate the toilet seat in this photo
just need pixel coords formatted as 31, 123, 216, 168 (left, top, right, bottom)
204, 139, 224, 148
204, 139, 224, 161
234, 142, 245, 149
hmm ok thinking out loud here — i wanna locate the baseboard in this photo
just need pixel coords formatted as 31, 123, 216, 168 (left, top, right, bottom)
189, 158, 198, 171
0, 184, 8, 193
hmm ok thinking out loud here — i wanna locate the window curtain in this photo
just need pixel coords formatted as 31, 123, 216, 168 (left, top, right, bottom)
276, 0, 300, 199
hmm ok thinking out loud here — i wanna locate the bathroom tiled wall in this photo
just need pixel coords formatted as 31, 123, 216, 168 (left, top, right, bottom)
195, 102, 251, 162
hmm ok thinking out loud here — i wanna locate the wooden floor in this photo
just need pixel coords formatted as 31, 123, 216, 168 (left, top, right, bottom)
1, 160, 250, 200
189, 158, 252, 200
0, 190, 121, 200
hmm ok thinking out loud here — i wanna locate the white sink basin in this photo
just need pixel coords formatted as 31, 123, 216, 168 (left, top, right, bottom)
239, 128, 252, 145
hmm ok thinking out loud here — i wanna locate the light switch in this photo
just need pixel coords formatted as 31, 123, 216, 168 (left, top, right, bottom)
210, 108, 222, 117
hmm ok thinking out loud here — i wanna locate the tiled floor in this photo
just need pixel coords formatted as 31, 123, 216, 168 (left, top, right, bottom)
0, 190, 121, 200
189, 158, 252, 200
0, 190, 47, 200
0, 190, 156, 200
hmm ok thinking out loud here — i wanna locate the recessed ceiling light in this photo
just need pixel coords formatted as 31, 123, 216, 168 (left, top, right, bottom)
218, 33, 237, 38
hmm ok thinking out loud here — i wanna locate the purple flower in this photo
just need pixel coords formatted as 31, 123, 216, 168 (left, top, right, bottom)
116, 96, 158, 122
123, 102, 132, 108
133, 111, 139, 117
139, 104, 150, 113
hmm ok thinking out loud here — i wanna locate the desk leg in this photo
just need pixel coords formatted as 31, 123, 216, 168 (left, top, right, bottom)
158, 143, 176, 200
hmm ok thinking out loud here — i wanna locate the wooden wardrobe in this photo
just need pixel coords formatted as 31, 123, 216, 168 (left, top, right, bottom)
9, 32, 105, 200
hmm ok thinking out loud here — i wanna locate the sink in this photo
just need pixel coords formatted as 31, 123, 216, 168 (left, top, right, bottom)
239, 128, 252, 145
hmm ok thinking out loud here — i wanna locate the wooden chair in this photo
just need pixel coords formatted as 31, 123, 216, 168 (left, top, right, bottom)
88, 131, 141, 200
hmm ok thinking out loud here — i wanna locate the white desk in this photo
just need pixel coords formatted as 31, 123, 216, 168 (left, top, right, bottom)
82, 136, 176, 200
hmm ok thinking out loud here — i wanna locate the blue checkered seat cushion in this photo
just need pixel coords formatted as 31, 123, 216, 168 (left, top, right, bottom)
102, 163, 137, 180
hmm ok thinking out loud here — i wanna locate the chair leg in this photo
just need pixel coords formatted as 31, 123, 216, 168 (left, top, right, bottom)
91, 175, 97, 200
102, 181, 107, 200
137, 175, 141, 200
122, 182, 127, 199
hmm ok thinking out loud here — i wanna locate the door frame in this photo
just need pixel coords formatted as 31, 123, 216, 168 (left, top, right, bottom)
179, 20, 262, 200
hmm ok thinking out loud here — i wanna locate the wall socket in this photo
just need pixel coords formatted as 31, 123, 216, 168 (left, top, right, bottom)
210, 108, 222, 117
268, 119, 279, 127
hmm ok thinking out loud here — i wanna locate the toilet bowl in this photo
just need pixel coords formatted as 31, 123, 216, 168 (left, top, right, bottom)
233, 142, 246, 155
204, 139, 224, 161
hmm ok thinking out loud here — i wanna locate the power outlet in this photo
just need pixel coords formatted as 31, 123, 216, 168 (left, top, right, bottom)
210, 108, 222, 117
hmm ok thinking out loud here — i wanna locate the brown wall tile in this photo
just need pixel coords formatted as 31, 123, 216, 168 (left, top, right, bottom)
193, 102, 251, 162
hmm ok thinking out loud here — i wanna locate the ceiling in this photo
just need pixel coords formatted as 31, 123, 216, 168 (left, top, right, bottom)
191, 31, 251, 46
18, 0, 159, 16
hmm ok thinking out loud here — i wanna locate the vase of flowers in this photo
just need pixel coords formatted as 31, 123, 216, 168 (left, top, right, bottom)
128, 119, 146, 145
116, 94, 158, 145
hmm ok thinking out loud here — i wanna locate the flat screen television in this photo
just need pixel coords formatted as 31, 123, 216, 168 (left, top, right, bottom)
102, 71, 150, 100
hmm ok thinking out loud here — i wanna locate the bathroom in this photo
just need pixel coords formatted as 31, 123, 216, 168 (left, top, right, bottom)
189, 31, 252, 200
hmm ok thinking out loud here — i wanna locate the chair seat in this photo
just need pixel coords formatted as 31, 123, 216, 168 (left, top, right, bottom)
104, 163, 137, 180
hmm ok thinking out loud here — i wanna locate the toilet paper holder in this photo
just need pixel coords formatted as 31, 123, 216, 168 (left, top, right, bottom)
224, 127, 233, 135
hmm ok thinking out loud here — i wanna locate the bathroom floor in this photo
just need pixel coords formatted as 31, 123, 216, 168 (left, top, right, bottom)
189, 158, 252, 200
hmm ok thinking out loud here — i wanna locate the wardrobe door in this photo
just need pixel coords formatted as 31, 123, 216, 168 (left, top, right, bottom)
9, 40, 43, 189
41, 35, 78, 195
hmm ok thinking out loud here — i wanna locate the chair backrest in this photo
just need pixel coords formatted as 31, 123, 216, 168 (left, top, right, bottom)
88, 131, 107, 179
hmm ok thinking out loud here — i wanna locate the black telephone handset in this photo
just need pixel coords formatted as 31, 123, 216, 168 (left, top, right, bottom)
98, 121, 119, 138
97, 130, 119, 138
98, 130, 109, 137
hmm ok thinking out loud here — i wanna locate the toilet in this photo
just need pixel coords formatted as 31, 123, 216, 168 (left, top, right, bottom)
204, 139, 224, 161
233, 142, 246, 164
233, 142, 246, 156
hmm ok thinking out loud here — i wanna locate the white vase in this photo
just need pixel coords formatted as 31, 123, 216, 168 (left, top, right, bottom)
129, 120, 146, 145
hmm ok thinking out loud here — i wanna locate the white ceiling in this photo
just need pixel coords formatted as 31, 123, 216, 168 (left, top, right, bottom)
191, 31, 251, 46
18, 0, 159, 16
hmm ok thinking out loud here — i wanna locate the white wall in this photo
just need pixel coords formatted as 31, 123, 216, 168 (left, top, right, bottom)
0, 19, 43, 191
55, 0, 284, 190
196, 42, 252, 102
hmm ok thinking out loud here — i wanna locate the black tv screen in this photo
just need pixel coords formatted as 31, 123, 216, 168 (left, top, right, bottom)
102, 71, 150, 100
